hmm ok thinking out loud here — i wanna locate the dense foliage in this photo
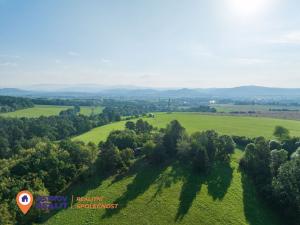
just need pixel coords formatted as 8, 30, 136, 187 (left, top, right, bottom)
0, 104, 149, 159
32, 98, 102, 106
99, 120, 235, 174
0, 139, 97, 224
239, 129, 300, 224
0, 96, 34, 113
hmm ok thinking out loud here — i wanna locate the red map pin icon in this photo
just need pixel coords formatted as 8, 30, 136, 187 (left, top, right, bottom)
16, 190, 33, 214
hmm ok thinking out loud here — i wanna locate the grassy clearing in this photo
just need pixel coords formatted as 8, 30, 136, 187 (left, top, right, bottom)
40, 150, 282, 225
74, 112, 300, 144
0, 105, 72, 118
73, 120, 129, 143
79, 106, 104, 116
0, 105, 104, 118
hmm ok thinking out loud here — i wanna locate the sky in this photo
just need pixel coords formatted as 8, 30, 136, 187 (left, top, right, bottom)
0, 0, 300, 89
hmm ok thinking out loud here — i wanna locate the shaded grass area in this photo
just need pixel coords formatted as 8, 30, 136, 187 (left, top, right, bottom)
40, 150, 282, 225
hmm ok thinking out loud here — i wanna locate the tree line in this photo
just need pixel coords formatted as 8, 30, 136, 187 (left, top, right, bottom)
0, 96, 34, 113
99, 119, 235, 174
32, 98, 103, 106
240, 126, 300, 224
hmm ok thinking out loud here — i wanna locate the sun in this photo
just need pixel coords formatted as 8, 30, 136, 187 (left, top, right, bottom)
227, 0, 274, 18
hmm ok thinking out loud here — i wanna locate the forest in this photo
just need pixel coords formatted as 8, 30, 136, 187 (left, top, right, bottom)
0, 96, 34, 113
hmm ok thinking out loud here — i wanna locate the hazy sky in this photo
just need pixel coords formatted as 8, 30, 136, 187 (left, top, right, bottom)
0, 0, 300, 88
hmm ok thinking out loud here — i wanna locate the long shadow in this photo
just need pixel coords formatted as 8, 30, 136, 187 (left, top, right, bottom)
175, 160, 233, 221
241, 172, 283, 225
149, 161, 186, 202
206, 161, 233, 200
175, 166, 204, 221
102, 161, 168, 218
108, 157, 145, 187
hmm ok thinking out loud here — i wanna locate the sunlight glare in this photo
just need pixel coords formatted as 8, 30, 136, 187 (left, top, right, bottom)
227, 0, 274, 19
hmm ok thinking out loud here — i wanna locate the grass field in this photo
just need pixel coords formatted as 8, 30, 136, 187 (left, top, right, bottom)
79, 106, 104, 116
40, 150, 282, 225
0, 105, 72, 118
0, 105, 104, 118
213, 104, 300, 113
74, 112, 300, 144
41, 112, 293, 225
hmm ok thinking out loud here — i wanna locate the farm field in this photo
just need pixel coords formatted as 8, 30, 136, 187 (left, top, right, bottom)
74, 112, 300, 144
0, 105, 104, 118
40, 149, 282, 225
213, 104, 300, 113
0, 105, 72, 118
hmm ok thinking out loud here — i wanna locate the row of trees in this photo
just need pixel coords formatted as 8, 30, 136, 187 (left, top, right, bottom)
32, 98, 102, 106
99, 120, 235, 174
240, 127, 300, 224
0, 139, 98, 225
0, 96, 34, 113
181, 105, 217, 113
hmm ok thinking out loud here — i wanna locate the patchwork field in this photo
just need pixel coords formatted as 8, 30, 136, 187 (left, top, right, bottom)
0, 105, 104, 118
40, 150, 282, 225
74, 112, 300, 144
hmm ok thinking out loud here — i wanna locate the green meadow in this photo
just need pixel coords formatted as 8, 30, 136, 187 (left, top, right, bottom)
79, 106, 104, 116
0, 105, 72, 118
39, 112, 300, 225
74, 112, 300, 144
213, 104, 300, 113
0, 105, 104, 118
41, 150, 282, 225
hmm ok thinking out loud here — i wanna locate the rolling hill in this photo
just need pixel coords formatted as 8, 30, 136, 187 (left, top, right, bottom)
73, 112, 300, 144
37, 112, 298, 225
40, 151, 281, 225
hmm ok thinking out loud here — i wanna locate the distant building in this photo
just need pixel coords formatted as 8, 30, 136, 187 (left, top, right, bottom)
209, 100, 216, 104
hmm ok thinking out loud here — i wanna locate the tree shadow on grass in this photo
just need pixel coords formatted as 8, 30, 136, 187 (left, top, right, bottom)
175, 169, 204, 221
175, 161, 233, 221
241, 172, 283, 225
206, 161, 233, 201
102, 161, 168, 218
148, 161, 187, 202
108, 158, 145, 187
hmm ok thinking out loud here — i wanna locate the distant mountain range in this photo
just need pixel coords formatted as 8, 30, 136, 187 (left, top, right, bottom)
1, 86, 300, 100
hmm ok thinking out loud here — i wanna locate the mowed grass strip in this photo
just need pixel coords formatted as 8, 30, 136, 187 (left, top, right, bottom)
74, 112, 300, 144
41, 150, 282, 225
